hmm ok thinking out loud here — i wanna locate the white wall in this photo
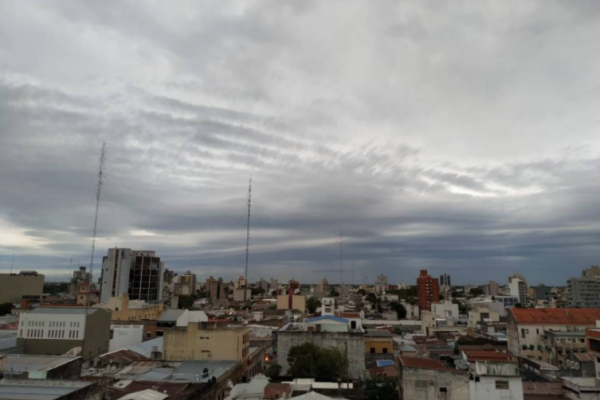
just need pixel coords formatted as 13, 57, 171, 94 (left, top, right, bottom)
469, 376, 523, 400
18, 313, 87, 340
109, 324, 144, 351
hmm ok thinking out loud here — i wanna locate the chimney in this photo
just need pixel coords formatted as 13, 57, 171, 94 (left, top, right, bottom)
151, 345, 161, 360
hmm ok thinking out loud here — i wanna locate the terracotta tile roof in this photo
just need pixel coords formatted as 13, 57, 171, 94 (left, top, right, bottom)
511, 308, 600, 325
463, 350, 511, 362
335, 312, 361, 318
399, 356, 462, 373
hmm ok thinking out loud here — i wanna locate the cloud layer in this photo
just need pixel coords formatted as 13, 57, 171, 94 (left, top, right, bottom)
1, 0, 600, 285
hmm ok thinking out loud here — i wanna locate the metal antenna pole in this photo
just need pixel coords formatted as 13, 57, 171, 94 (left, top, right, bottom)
10, 255, 14, 274
88, 143, 106, 308
339, 229, 343, 285
244, 178, 252, 301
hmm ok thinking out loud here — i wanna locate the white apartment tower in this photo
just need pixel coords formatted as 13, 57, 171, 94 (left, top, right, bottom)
100, 248, 165, 303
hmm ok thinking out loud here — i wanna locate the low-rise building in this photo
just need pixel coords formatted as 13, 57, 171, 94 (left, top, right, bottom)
542, 329, 588, 368
95, 294, 164, 321
277, 315, 365, 379
156, 309, 208, 336
0, 379, 103, 400
365, 330, 393, 355
507, 308, 600, 362
163, 321, 250, 362
0, 271, 44, 304
0, 354, 82, 380
464, 352, 523, 400
398, 356, 469, 400
17, 307, 111, 360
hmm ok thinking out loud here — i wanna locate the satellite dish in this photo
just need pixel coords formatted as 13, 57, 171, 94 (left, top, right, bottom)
64, 346, 82, 356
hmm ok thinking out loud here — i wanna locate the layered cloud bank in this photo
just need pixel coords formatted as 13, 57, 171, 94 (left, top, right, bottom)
1, 1, 599, 284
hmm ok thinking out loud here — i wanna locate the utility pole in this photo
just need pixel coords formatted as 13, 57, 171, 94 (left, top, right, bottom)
88, 143, 106, 308
244, 178, 252, 301
10, 255, 14, 274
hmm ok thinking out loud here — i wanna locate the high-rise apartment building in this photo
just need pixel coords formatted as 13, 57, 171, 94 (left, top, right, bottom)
417, 270, 439, 313
374, 274, 389, 294
568, 266, 600, 308
100, 248, 165, 303
439, 273, 451, 288
508, 273, 528, 305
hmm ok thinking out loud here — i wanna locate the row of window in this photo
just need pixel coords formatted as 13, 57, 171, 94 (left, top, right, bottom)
414, 380, 509, 390
20, 329, 80, 339
23, 320, 81, 328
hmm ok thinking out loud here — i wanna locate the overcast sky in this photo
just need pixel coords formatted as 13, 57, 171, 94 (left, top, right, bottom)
1, 1, 599, 285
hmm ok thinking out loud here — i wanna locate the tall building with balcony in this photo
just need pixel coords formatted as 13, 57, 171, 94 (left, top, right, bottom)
568, 266, 600, 308
100, 248, 165, 303
417, 270, 439, 313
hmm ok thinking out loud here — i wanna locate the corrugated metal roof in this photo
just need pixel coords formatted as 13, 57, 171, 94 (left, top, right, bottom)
0, 379, 92, 400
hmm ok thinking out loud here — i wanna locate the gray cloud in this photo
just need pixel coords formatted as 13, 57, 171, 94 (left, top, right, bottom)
0, 0, 599, 286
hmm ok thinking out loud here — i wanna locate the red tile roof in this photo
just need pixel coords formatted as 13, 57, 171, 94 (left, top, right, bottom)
511, 308, 600, 325
399, 356, 462, 373
463, 350, 512, 362
335, 312, 361, 318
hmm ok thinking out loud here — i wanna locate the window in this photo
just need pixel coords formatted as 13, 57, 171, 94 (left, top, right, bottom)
521, 329, 526, 339
370, 348, 375, 353
495, 381, 509, 390
383, 348, 388, 354
439, 388, 447, 393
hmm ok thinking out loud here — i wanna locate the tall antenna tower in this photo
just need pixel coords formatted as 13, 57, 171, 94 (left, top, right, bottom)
244, 178, 252, 300
339, 229, 344, 285
87, 143, 106, 307
10, 255, 14, 274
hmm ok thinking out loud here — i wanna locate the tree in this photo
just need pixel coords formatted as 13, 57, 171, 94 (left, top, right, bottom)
306, 297, 322, 314
329, 287, 339, 297
265, 363, 282, 378
364, 378, 398, 400
469, 287, 484, 297
251, 287, 265, 296
287, 343, 348, 380
358, 289, 367, 296
0, 303, 13, 316
178, 295, 194, 309
388, 301, 407, 319
43, 282, 69, 295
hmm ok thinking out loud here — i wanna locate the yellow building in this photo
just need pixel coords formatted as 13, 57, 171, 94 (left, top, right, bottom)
163, 321, 249, 361
95, 294, 164, 321
364, 330, 393, 354
276, 294, 306, 312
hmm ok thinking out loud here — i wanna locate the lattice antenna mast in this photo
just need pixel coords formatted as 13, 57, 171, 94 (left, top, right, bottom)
244, 178, 252, 300
88, 143, 106, 307
339, 229, 344, 285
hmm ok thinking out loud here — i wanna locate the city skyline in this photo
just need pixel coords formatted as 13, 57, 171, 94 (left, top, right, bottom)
1, 1, 600, 285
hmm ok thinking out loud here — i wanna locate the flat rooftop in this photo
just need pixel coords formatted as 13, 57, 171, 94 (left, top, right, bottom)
2, 354, 80, 372
0, 379, 93, 400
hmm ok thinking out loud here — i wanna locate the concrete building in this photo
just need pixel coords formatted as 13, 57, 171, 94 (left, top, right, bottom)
100, 248, 165, 303
398, 356, 469, 400
176, 271, 197, 296
417, 270, 439, 313
17, 307, 111, 360
163, 321, 250, 361
508, 273, 528, 305
321, 298, 335, 315
364, 330, 393, 354
0, 271, 44, 304
374, 274, 388, 295
70, 266, 92, 297
468, 306, 501, 330
507, 308, 600, 362
431, 301, 459, 323
95, 294, 164, 321
485, 281, 500, 296
206, 276, 228, 301
109, 323, 144, 352
585, 326, 600, 386
277, 315, 365, 379
463, 352, 523, 400
568, 267, 600, 308
542, 329, 588, 368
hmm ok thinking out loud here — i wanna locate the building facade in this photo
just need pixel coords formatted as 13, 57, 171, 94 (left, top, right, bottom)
417, 270, 439, 313
0, 271, 44, 304
17, 307, 111, 360
100, 248, 165, 303
163, 321, 249, 362
568, 267, 600, 307
507, 308, 600, 362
